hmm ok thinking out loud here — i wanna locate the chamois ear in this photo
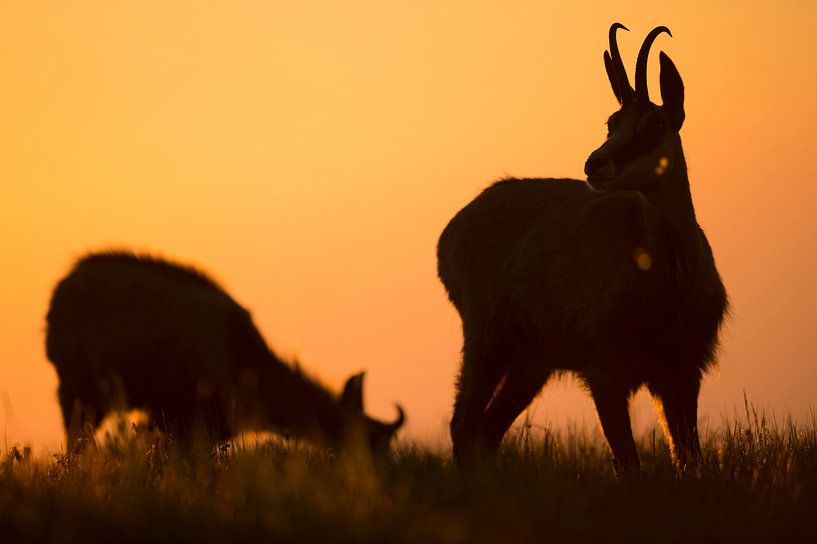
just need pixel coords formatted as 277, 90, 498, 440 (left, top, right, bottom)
341, 371, 365, 413
659, 51, 685, 130
604, 51, 623, 104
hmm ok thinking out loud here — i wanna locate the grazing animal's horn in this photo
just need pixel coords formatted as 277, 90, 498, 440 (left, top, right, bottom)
341, 371, 365, 412
390, 403, 405, 431
635, 26, 672, 102
607, 23, 633, 103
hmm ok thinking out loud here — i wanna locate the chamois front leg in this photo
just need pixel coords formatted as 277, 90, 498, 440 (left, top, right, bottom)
64, 399, 102, 453
58, 381, 102, 453
649, 371, 703, 472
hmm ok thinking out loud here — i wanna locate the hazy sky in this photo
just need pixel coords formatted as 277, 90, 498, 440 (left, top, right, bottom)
2, 1, 816, 450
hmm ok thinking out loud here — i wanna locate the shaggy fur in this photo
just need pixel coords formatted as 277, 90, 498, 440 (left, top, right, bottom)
46, 251, 403, 451
438, 25, 727, 472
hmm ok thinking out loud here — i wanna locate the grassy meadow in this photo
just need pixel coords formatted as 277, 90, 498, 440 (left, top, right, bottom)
2, 403, 817, 544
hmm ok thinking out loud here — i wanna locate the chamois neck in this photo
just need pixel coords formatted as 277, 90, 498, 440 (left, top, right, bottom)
256, 354, 345, 445
644, 145, 698, 236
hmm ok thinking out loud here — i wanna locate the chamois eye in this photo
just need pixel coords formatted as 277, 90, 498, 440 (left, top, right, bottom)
638, 114, 665, 135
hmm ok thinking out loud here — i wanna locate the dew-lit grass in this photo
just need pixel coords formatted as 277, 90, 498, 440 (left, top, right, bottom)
2, 404, 817, 543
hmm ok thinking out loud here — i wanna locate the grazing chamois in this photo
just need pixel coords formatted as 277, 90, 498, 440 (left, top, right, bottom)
46, 251, 404, 452
438, 24, 727, 473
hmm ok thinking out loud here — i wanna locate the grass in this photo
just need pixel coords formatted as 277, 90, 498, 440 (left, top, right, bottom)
2, 404, 817, 543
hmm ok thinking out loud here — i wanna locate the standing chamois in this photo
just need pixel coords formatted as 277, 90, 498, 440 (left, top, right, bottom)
46, 251, 404, 452
438, 24, 727, 473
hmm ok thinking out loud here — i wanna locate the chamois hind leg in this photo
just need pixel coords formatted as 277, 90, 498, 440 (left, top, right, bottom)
451, 328, 508, 466
588, 378, 640, 475
649, 370, 703, 472
482, 366, 550, 453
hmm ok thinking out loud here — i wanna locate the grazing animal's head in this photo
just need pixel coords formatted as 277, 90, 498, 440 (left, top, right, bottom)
585, 24, 685, 191
339, 372, 405, 453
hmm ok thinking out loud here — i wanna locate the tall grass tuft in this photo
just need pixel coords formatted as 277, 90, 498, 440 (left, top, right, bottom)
2, 405, 817, 543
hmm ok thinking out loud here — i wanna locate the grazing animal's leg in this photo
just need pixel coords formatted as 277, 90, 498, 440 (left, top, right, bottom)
147, 389, 225, 446
195, 397, 232, 444
649, 372, 702, 471
451, 330, 508, 465
588, 379, 640, 474
59, 385, 101, 452
482, 366, 549, 452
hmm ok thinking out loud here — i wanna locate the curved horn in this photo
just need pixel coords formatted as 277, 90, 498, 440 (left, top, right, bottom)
635, 26, 672, 102
608, 23, 633, 103
389, 403, 405, 431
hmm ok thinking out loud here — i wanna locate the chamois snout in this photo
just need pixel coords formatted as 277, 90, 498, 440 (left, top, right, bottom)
585, 146, 619, 186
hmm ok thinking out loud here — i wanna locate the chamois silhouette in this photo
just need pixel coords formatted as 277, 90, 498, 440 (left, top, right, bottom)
438, 24, 727, 473
46, 251, 404, 452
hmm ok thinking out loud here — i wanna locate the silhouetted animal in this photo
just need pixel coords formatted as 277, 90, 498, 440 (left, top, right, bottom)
438, 24, 727, 472
46, 251, 404, 452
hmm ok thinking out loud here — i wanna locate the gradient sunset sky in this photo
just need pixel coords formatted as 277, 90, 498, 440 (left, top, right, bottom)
1, 1, 816, 450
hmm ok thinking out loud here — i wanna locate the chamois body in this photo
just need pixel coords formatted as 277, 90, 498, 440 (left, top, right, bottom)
438, 25, 727, 472
46, 252, 403, 450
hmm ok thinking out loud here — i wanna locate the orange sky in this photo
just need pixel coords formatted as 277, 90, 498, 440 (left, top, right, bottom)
2, 1, 816, 451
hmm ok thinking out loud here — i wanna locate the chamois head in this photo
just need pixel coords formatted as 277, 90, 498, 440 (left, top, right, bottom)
585, 24, 685, 191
